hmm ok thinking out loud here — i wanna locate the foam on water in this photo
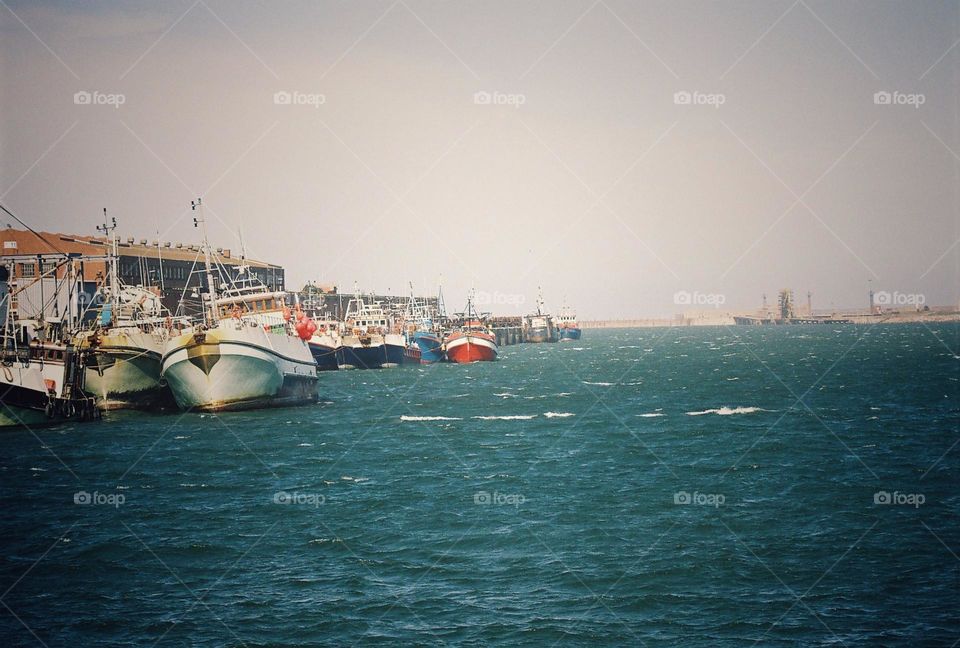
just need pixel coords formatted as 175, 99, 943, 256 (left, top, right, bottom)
685, 406, 771, 416
2, 325, 956, 646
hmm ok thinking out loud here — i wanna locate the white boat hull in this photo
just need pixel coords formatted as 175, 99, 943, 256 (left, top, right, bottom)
0, 358, 99, 426
161, 324, 318, 412
79, 328, 171, 410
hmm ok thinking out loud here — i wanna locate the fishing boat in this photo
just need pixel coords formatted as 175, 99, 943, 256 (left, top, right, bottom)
74, 212, 178, 410
555, 303, 582, 341
0, 257, 99, 426
444, 294, 498, 363
523, 288, 554, 343
384, 328, 406, 368
160, 199, 318, 411
301, 295, 341, 371
338, 294, 389, 369
306, 318, 342, 371
403, 283, 444, 364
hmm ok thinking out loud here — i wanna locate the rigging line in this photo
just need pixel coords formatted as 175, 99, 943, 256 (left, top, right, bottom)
0, 202, 68, 256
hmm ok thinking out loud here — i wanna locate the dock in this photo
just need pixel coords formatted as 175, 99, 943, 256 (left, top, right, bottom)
488, 316, 524, 346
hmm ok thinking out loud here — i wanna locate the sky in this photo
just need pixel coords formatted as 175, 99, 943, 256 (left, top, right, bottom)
1, 0, 958, 318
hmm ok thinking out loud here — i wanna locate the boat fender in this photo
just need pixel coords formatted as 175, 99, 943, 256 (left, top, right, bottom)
45, 401, 54, 418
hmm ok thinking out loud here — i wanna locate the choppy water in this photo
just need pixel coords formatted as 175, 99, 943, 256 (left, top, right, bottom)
1, 324, 958, 646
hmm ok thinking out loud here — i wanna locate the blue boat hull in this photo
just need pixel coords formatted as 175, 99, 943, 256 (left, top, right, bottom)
412, 332, 444, 363
308, 342, 340, 371
384, 343, 405, 367
337, 345, 386, 370
558, 327, 582, 341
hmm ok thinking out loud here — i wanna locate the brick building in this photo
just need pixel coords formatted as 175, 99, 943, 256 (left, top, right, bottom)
0, 228, 285, 314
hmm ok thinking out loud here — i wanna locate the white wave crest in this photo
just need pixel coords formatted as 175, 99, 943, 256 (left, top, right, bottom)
400, 415, 463, 421
472, 415, 537, 420
685, 406, 770, 416
544, 412, 575, 418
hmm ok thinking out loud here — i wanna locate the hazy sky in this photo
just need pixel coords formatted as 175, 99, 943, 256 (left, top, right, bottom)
1, 0, 958, 318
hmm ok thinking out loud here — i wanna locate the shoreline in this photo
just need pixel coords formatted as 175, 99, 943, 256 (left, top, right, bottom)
582, 312, 960, 328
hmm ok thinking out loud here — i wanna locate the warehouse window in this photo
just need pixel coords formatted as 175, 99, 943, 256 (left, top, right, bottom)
18, 262, 35, 278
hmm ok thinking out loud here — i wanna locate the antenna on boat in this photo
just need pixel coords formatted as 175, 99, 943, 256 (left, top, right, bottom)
236, 227, 249, 277
155, 229, 165, 292
436, 275, 445, 320
192, 197, 218, 325
96, 208, 119, 324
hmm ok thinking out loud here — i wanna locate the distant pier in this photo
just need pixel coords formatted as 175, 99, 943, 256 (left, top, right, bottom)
488, 316, 524, 346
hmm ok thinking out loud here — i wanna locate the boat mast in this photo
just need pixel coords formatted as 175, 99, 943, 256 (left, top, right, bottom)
156, 230, 165, 292
192, 198, 218, 325
96, 208, 120, 323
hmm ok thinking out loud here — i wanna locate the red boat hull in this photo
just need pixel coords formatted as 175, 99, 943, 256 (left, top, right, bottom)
444, 333, 498, 363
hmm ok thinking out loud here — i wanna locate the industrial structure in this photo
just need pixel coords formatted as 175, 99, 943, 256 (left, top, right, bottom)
0, 228, 285, 314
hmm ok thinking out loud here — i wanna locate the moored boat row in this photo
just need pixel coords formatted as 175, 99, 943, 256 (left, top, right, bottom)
0, 201, 581, 425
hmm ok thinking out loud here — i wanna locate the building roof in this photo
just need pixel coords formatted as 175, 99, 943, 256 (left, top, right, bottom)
0, 228, 282, 270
